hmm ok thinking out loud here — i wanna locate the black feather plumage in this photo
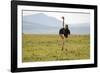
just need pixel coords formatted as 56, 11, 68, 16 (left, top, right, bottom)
59, 28, 70, 38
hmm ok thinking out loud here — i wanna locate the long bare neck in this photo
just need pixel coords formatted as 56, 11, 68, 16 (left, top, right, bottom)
63, 18, 64, 28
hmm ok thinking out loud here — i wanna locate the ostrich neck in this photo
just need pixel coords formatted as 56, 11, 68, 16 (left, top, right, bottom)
63, 19, 64, 28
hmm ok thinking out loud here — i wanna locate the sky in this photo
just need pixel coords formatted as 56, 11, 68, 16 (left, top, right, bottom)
22, 5, 90, 34
23, 10, 90, 26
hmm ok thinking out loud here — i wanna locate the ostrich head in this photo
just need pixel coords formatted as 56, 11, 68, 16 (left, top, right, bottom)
61, 16, 64, 19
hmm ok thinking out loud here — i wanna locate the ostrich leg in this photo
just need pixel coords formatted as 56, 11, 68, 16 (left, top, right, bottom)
62, 37, 64, 50
59, 34, 65, 50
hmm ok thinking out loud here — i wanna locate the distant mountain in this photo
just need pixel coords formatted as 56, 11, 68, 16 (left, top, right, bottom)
23, 13, 62, 27
23, 13, 90, 34
23, 21, 60, 34
69, 26, 90, 35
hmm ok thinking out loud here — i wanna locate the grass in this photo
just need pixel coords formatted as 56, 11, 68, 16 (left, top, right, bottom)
22, 34, 90, 62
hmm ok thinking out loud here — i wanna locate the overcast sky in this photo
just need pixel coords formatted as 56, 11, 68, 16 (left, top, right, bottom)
23, 10, 90, 26
22, 6, 91, 34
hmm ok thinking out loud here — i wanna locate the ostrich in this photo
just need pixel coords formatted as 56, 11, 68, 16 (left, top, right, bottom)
59, 16, 70, 50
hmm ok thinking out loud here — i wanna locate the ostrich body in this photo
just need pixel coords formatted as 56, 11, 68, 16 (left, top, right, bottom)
59, 16, 70, 50
59, 26, 70, 38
